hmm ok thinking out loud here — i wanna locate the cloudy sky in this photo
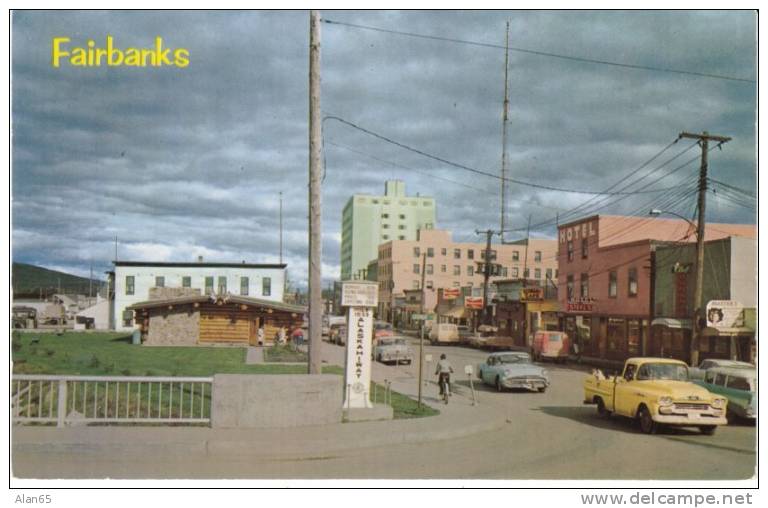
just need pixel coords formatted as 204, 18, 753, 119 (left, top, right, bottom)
11, 10, 757, 287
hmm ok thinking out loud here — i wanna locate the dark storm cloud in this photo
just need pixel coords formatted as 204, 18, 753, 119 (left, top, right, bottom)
11, 10, 756, 286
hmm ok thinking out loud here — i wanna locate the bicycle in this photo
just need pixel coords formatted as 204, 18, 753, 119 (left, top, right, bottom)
439, 374, 451, 405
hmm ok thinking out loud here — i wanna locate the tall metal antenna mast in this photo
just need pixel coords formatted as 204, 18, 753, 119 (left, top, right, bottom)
500, 20, 510, 243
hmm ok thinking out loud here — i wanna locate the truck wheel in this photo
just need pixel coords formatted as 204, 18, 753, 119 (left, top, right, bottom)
537, 386, 547, 393
638, 406, 658, 434
596, 398, 610, 417
495, 376, 503, 392
699, 425, 717, 436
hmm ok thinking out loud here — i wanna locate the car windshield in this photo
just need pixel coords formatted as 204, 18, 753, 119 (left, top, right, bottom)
496, 354, 529, 364
636, 363, 689, 381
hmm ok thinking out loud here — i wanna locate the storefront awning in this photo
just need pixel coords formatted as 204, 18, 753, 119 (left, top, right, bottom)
651, 317, 693, 329
701, 326, 754, 337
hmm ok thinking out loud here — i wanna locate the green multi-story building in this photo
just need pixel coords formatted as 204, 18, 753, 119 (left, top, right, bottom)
340, 180, 436, 281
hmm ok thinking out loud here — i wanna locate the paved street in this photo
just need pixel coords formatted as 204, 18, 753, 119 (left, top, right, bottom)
13, 340, 756, 480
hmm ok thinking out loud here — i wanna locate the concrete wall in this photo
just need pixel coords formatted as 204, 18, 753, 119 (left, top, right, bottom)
211, 374, 342, 428
145, 309, 200, 346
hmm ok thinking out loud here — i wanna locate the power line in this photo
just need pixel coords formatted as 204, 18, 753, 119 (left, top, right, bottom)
708, 177, 756, 199
324, 115, 681, 196
322, 18, 756, 84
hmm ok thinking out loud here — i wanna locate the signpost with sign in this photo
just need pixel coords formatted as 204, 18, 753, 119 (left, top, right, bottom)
341, 281, 378, 409
706, 300, 744, 330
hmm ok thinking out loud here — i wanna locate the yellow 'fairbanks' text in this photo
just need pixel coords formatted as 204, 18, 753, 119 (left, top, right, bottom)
52, 36, 190, 68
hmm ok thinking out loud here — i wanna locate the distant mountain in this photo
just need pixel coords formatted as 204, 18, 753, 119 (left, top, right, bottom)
11, 262, 105, 297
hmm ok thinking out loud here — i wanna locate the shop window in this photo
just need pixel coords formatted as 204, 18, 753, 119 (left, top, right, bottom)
714, 339, 729, 354
628, 319, 641, 355
607, 318, 626, 352
608, 271, 618, 298
628, 268, 638, 296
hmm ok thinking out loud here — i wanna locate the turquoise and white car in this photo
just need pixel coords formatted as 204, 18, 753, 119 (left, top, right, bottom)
694, 366, 757, 422
476, 351, 549, 392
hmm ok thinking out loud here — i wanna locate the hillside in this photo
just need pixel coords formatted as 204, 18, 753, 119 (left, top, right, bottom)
11, 262, 105, 297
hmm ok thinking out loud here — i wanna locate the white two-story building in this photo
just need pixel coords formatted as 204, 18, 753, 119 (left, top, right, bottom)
110, 260, 286, 331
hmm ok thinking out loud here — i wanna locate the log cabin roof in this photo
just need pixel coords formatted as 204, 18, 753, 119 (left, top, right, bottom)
126, 293, 306, 314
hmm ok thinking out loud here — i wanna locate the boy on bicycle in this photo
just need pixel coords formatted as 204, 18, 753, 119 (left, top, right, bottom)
435, 353, 454, 396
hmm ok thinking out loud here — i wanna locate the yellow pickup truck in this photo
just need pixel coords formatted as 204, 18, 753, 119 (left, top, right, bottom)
583, 357, 728, 435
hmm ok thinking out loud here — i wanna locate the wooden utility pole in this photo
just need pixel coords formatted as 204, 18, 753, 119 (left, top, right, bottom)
308, 10, 323, 375
476, 229, 494, 325
678, 131, 731, 367
418, 252, 427, 408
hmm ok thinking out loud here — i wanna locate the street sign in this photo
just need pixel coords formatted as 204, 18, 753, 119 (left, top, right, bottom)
343, 306, 374, 409
464, 364, 474, 375
341, 281, 378, 308
706, 300, 744, 329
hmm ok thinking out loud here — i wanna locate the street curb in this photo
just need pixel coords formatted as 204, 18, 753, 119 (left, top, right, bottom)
12, 415, 508, 460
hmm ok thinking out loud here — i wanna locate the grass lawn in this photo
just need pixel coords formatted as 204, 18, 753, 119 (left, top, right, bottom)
12, 332, 438, 419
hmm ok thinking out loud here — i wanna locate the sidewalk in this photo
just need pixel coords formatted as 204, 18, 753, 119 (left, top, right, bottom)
13, 343, 508, 461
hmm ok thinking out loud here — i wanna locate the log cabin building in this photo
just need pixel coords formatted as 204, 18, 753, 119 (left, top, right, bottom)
127, 290, 306, 346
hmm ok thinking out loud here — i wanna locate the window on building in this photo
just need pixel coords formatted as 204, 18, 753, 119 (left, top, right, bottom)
441, 264, 446, 273
441, 248, 447, 256
262, 277, 272, 296
413, 280, 420, 289
426, 264, 434, 275
182, 276, 191, 288
524, 268, 530, 278
427, 247, 434, 257
399, 235, 405, 240
467, 265, 474, 276
413, 264, 420, 274
398, 225, 406, 230
217, 276, 227, 294
580, 273, 589, 298
122, 310, 134, 328
205, 276, 214, 295
628, 268, 638, 297
426, 280, 433, 289
511, 267, 519, 278
155, 276, 165, 288
535, 268, 541, 280
454, 248, 461, 259
125, 276, 135, 295
381, 213, 389, 219
453, 265, 461, 276
566, 275, 574, 300
399, 214, 406, 219
501, 267, 508, 277
534, 251, 542, 262
468, 249, 474, 260
545, 268, 552, 280
382, 235, 389, 240
512, 251, 519, 262
453, 281, 460, 287
413, 247, 420, 258
240, 277, 249, 296
567, 241, 574, 262
582, 239, 589, 259
608, 271, 617, 298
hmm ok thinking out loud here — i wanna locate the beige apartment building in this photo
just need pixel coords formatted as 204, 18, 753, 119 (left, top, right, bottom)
376, 229, 558, 319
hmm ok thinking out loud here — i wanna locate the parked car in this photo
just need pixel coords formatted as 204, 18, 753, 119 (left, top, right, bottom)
694, 366, 757, 422
429, 323, 460, 345
531, 330, 570, 363
583, 357, 728, 435
457, 325, 474, 343
689, 358, 753, 380
477, 352, 549, 392
373, 336, 413, 365
373, 321, 394, 344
